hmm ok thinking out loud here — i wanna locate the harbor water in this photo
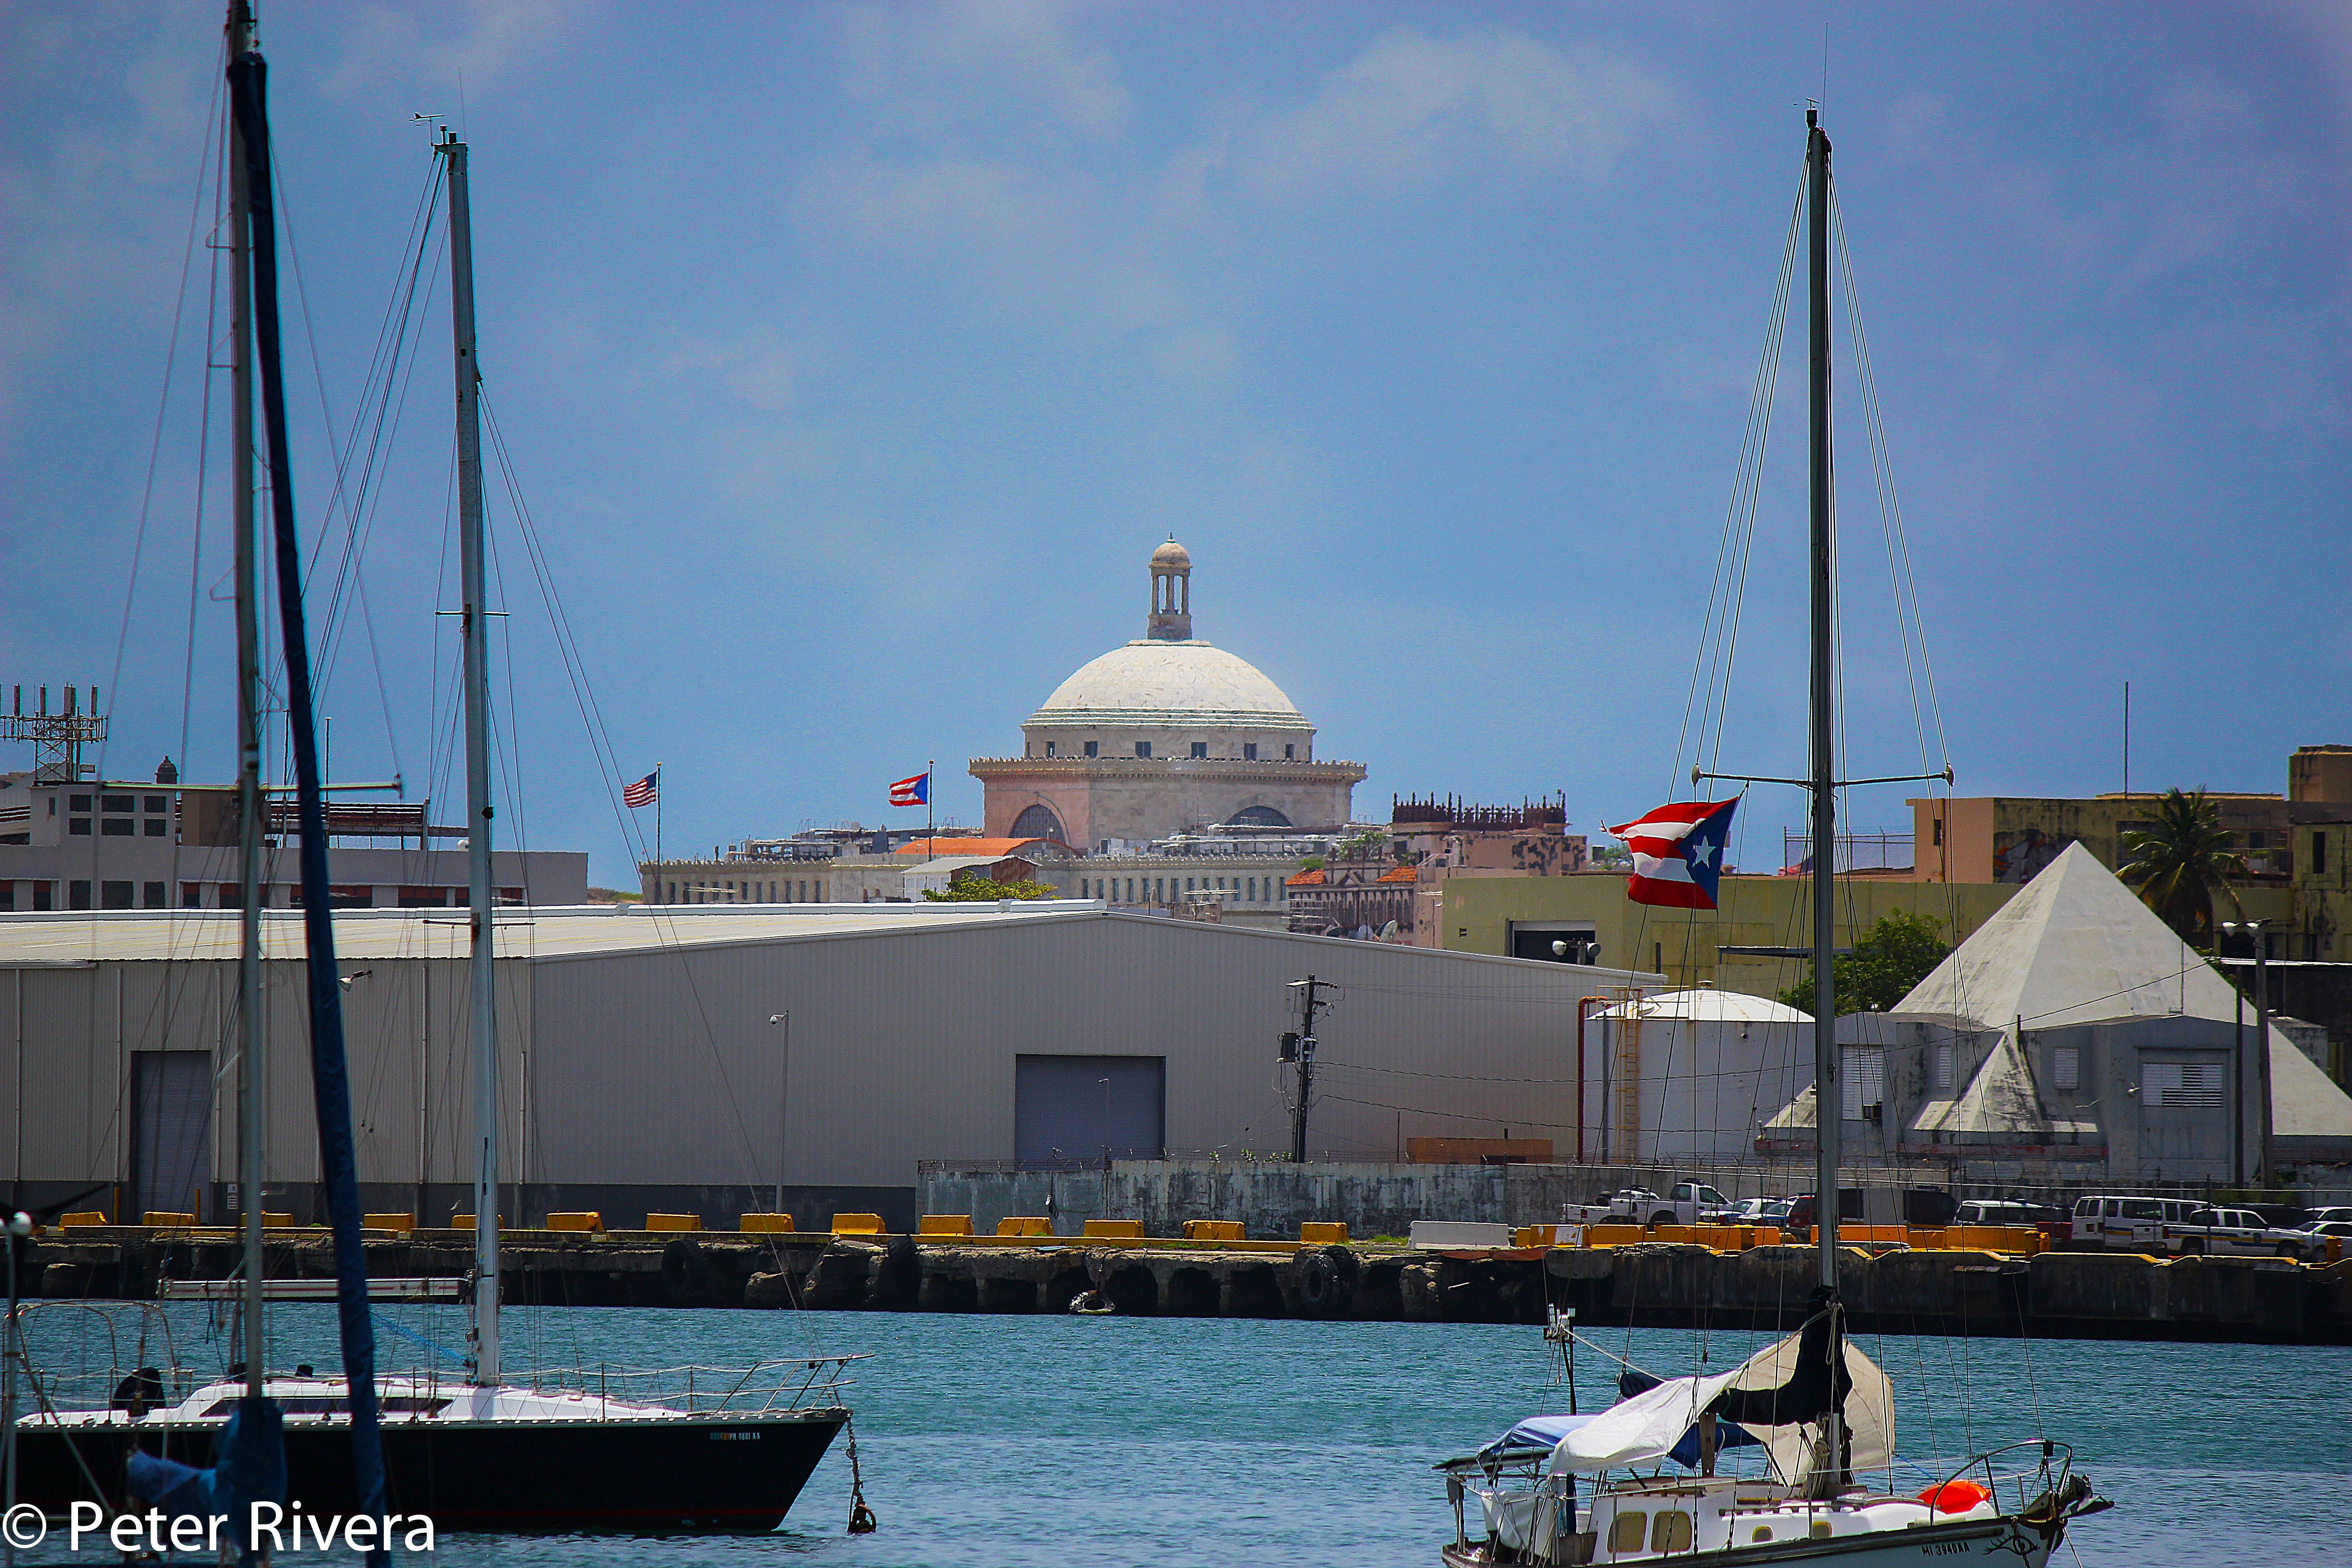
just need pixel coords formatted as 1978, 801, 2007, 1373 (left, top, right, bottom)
11, 1302, 2345, 1565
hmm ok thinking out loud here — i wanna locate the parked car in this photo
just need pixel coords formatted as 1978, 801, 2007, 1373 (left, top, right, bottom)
2308, 1205, 2352, 1225
1786, 1186, 1958, 1236
1724, 1197, 1788, 1226
2279, 1219, 2352, 1262
1572, 1181, 1735, 1228
1951, 1200, 2062, 1228
2167, 1206, 2303, 1257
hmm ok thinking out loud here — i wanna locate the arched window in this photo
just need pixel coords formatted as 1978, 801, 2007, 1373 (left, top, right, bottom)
1229, 805, 1292, 829
1009, 804, 1067, 843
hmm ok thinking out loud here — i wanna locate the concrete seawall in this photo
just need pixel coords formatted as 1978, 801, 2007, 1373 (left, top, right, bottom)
26, 1232, 2350, 1344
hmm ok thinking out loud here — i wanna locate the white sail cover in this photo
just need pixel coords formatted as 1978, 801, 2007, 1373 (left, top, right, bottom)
1553, 1330, 1893, 1479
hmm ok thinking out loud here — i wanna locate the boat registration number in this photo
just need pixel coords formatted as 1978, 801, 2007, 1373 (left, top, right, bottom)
710, 1430, 764, 1441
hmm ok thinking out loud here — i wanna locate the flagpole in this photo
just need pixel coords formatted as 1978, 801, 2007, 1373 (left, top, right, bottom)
926, 758, 934, 853
654, 763, 663, 893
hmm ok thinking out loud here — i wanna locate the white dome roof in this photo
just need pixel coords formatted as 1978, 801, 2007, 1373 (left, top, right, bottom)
1596, 989, 1812, 1024
1027, 640, 1313, 733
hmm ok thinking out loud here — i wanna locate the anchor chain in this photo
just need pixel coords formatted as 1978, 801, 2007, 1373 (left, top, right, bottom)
844, 1416, 877, 1534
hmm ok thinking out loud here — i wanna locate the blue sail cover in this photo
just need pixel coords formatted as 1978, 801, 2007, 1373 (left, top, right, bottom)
127, 1398, 285, 1556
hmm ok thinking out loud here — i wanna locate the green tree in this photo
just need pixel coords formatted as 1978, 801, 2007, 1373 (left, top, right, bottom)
2116, 787, 2244, 947
1777, 910, 1950, 1017
922, 876, 1058, 902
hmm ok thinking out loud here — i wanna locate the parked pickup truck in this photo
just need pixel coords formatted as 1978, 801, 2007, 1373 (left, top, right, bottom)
2165, 1206, 2303, 1257
1570, 1182, 1736, 1229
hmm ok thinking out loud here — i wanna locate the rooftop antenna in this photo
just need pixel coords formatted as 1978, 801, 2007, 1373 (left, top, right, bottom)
4, 685, 108, 782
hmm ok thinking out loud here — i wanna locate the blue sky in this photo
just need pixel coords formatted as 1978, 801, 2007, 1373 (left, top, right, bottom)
5, 2, 2347, 887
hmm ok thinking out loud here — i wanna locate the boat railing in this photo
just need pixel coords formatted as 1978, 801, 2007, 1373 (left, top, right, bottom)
510, 1354, 867, 1416
1924, 1439, 2073, 1519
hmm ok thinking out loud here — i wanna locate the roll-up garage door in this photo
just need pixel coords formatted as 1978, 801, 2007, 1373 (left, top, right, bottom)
132, 1051, 212, 1220
1014, 1055, 1165, 1163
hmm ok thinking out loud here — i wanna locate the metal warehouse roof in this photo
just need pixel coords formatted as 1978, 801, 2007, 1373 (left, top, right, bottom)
0, 901, 1109, 965
0, 902, 1670, 981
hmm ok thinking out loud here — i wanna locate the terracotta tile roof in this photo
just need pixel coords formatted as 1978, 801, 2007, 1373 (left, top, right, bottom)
1377, 863, 1419, 883
1286, 867, 1327, 887
892, 837, 1052, 858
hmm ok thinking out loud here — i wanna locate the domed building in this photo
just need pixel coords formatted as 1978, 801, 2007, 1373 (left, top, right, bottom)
971, 541, 1365, 850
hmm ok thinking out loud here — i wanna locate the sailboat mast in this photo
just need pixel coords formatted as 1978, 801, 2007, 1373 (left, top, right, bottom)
227, 0, 265, 1401
441, 130, 501, 1386
1806, 108, 1840, 1289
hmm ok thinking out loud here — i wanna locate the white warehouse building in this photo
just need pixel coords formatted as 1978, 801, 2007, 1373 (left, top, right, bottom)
0, 902, 1660, 1230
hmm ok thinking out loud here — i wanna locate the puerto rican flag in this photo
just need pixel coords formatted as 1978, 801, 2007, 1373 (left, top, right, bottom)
888, 770, 930, 808
1607, 799, 1738, 909
622, 769, 658, 809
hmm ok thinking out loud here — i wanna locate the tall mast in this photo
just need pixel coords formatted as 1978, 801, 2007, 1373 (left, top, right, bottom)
1806, 108, 1839, 1291
228, 0, 265, 1401
440, 129, 500, 1386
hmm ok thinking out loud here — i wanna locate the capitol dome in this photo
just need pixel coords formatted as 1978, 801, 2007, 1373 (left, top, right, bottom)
1028, 639, 1313, 735
973, 540, 1362, 850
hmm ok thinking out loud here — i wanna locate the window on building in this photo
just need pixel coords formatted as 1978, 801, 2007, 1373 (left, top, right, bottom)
1284, 744, 1295, 759
69, 795, 91, 813
181, 882, 204, 908
1135, 741, 1152, 758
144, 795, 167, 813
2141, 1059, 2224, 1109
1084, 741, 1098, 758
143, 818, 166, 836
217, 884, 242, 908
142, 882, 166, 909
496, 887, 524, 906
102, 818, 134, 836
1185, 877, 1195, 892
101, 794, 133, 813
666, 882, 676, 902
68, 819, 91, 837
0, 884, 11, 912
2051, 1045, 2080, 1090
32, 883, 52, 911
1931, 817, 1944, 846
1044, 742, 1056, 757
1842, 1048, 1885, 1119
2247, 830, 2268, 850
1247, 877, 1257, 901
100, 881, 133, 910
1244, 743, 1257, 761
1191, 741, 1207, 758
2315, 832, 2329, 877
68, 881, 92, 910
398, 887, 444, 908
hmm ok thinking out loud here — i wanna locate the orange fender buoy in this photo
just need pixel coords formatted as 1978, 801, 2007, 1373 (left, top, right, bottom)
1917, 1479, 1992, 1513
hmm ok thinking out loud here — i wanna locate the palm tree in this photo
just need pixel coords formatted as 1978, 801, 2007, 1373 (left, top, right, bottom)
2116, 787, 2246, 946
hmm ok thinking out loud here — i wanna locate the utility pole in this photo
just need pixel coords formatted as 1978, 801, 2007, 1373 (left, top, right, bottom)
1284, 975, 1327, 1163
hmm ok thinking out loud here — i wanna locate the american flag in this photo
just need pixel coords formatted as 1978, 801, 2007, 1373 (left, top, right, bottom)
888, 770, 930, 808
1607, 799, 1737, 909
623, 770, 659, 809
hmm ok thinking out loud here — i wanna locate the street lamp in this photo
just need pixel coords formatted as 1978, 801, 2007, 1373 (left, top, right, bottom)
2221, 920, 2276, 1190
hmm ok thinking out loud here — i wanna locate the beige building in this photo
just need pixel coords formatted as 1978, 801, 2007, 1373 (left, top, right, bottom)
1439, 872, 2030, 999
970, 540, 1363, 848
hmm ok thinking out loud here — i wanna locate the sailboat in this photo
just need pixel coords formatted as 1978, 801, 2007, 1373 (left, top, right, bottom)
1430, 111, 2112, 1567
12, 5, 851, 1534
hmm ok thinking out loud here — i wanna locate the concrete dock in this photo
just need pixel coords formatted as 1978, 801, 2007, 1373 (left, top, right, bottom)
15, 1229, 2351, 1345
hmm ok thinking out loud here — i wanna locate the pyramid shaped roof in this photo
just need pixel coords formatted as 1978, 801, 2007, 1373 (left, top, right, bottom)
1896, 842, 2238, 1030
1894, 842, 2352, 1142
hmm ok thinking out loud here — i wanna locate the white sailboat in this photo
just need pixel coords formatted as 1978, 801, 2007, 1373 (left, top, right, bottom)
13, 4, 855, 1533
1433, 109, 2111, 1568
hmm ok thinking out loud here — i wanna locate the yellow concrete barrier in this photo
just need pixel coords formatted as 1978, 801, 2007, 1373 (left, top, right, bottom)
919, 1215, 975, 1236
1513, 1225, 1558, 1248
1184, 1220, 1245, 1241
450, 1215, 504, 1229
58, 1212, 108, 1229
1083, 1219, 1144, 1240
644, 1214, 701, 1232
363, 1212, 416, 1234
1586, 1224, 1646, 1247
831, 1213, 886, 1235
260, 1212, 295, 1229
1299, 1221, 1349, 1245
142, 1212, 197, 1228
1649, 1223, 1692, 1244
739, 1213, 797, 1233
545, 1212, 604, 1233
996, 1216, 1054, 1236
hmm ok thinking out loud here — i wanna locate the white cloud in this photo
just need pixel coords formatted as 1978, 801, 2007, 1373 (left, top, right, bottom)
1228, 25, 1681, 201
319, 0, 572, 103
838, 0, 1131, 144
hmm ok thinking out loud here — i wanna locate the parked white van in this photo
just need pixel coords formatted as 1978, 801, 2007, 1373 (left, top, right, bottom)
2068, 1195, 2199, 1251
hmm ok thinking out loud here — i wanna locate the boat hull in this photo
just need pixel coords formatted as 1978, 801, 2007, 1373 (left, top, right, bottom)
17, 1410, 847, 1533
1441, 1514, 2060, 1567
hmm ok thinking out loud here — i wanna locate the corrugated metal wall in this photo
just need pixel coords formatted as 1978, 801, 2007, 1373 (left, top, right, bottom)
6, 914, 1634, 1196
